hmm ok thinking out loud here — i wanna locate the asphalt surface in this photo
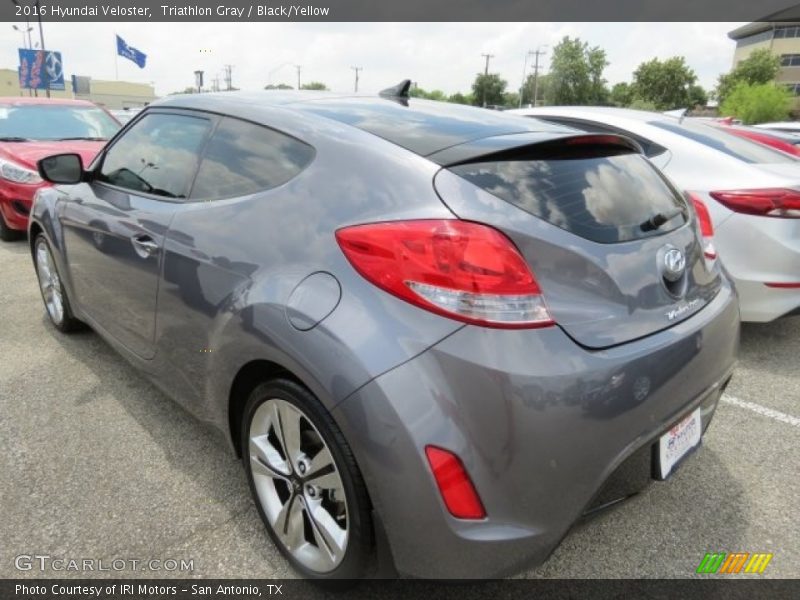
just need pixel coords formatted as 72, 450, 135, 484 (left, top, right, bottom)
1, 236, 798, 580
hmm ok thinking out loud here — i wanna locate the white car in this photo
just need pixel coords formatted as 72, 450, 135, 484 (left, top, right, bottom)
509, 106, 800, 322
755, 121, 800, 134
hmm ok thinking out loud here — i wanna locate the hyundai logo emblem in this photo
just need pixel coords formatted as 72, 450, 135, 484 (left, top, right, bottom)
662, 247, 686, 282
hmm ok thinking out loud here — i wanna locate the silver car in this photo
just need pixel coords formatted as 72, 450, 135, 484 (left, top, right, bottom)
29, 88, 738, 580
511, 106, 800, 322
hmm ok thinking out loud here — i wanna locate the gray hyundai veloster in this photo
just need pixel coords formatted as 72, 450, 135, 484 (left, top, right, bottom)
29, 83, 739, 580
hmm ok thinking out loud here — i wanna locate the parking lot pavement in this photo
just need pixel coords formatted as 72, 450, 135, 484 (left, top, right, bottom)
0, 237, 798, 580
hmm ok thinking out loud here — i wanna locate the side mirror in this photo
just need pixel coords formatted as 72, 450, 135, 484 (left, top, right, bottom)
37, 153, 84, 184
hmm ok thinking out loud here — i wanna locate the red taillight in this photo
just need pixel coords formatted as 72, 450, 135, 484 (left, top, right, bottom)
710, 189, 800, 218
688, 193, 717, 260
335, 219, 553, 328
425, 446, 486, 520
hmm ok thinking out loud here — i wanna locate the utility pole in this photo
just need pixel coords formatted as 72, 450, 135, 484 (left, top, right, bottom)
518, 50, 535, 108
531, 46, 547, 107
480, 53, 494, 107
351, 66, 362, 93
223, 64, 234, 91
295, 64, 302, 90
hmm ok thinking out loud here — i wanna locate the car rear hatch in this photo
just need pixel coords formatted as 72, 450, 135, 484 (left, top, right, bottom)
431, 133, 723, 349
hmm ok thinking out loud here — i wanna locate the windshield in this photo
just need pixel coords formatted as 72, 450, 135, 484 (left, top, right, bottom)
0, 104, 120, 141
650, 119, 798, 164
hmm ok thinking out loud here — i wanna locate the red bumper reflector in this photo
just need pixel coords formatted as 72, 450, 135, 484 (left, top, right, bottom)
425, 446, 486, 520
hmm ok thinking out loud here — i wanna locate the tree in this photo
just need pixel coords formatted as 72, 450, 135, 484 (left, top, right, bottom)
471, 73, 507, 106
300, 81, 328, 91
715, 48, 781, 103
410, 86, 447, 101
545, 36, 609, 105
631, 56, 697, 110
448, 92, 472, 105
628, 98, 658, 111
610, 82, 634, 107
719, 82, 792, 124
687, 84, 708, 108
264, 83, 293, 90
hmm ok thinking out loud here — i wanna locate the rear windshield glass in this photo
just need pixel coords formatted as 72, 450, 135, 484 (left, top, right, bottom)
650, 120, 797, 164
450, 150, 687, 244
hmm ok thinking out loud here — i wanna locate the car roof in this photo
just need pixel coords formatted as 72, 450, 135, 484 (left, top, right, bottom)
0, 96, 100, 107
155, 91, 571, 157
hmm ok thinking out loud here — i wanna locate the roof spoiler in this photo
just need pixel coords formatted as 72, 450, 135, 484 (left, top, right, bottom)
379, 79, 412, 99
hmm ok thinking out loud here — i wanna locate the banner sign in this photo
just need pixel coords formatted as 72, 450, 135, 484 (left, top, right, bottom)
18, 49, 65, 91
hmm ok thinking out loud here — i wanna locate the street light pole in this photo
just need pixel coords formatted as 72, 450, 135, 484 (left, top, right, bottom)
34, 0, 48, 97
295, 65, 302, 90
351, 66, 362, 93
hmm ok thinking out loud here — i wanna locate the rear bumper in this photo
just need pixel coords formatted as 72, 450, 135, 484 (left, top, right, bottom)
715, 213, 800, 322
0, 181, 38, 231
333, 280, 739, 579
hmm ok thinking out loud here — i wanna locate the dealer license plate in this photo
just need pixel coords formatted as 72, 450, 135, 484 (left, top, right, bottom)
656, 407, 702, 479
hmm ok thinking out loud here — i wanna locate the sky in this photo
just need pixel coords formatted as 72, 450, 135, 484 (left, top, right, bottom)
1, 22, 745, 96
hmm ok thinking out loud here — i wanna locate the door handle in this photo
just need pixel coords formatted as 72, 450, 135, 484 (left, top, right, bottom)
131, 234, 160, 259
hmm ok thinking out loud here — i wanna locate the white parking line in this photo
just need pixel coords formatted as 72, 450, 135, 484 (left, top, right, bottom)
721, 394, 800, 428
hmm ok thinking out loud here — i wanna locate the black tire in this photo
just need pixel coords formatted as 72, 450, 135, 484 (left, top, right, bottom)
33, 234, 84, 333
241, 378, 373, 583
0, 212, 23, 241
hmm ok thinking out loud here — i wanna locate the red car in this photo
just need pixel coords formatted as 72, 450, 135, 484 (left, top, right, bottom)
0, 97, 120, 240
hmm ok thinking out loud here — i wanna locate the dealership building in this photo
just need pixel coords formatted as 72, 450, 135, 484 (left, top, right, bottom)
729, 21, 800, 98
0, 68, 157, 108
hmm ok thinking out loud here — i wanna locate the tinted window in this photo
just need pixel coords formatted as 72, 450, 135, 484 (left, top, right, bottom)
537, 116, 667, 158
450, 150, 687, 244
650, 120, 797, 164
191, 117, 314, 199
0, 104, 119, 141
97, 112, 211, 199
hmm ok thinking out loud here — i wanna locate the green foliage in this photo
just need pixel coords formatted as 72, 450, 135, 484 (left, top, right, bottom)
264, 83, 293, 90
471, 73, 508, 106
610, 82, 634, 107
687, 84, 708, 108
719, 82, 792, 125
410, 86, 447, 101
447, 92, 472, 105
627, 98, 658, 111
716, 49, 781, 103
300, 81, 328, 90
631, 56, 697, 110
545, 36, 609, 105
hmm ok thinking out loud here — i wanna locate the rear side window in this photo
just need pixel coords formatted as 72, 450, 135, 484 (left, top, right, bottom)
97, 112, 211, 199
537, 116, 667, 158
450, 147, 687, 244
191, 117, 314, 200
650, 120, 797, 164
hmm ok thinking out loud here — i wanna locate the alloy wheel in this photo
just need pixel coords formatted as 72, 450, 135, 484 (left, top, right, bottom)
36, 241, 65, 326
248, 398, 349, 573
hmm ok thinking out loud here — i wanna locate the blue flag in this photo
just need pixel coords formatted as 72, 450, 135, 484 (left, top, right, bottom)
116, 35, 147, 69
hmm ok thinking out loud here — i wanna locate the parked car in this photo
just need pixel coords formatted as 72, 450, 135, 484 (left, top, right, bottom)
511, 106, 800, 322
710, 121, 800, 157
30, 88, 739, 581
754, 121, 800, 134
0, 97, 120, 241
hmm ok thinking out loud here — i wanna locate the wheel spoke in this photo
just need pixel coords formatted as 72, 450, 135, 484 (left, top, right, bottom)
277, 402, 303, 465
303, 497, 346, 561
306, 447, 342, 493
249, 435, 290, 479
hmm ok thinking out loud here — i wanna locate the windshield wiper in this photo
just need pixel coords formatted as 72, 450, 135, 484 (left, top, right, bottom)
639, 207, 685, 232
56, 136, 108, 141
0, 136, 32, 142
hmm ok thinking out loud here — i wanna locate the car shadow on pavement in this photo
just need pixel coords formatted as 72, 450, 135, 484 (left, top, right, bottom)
739, 315, 800, 379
